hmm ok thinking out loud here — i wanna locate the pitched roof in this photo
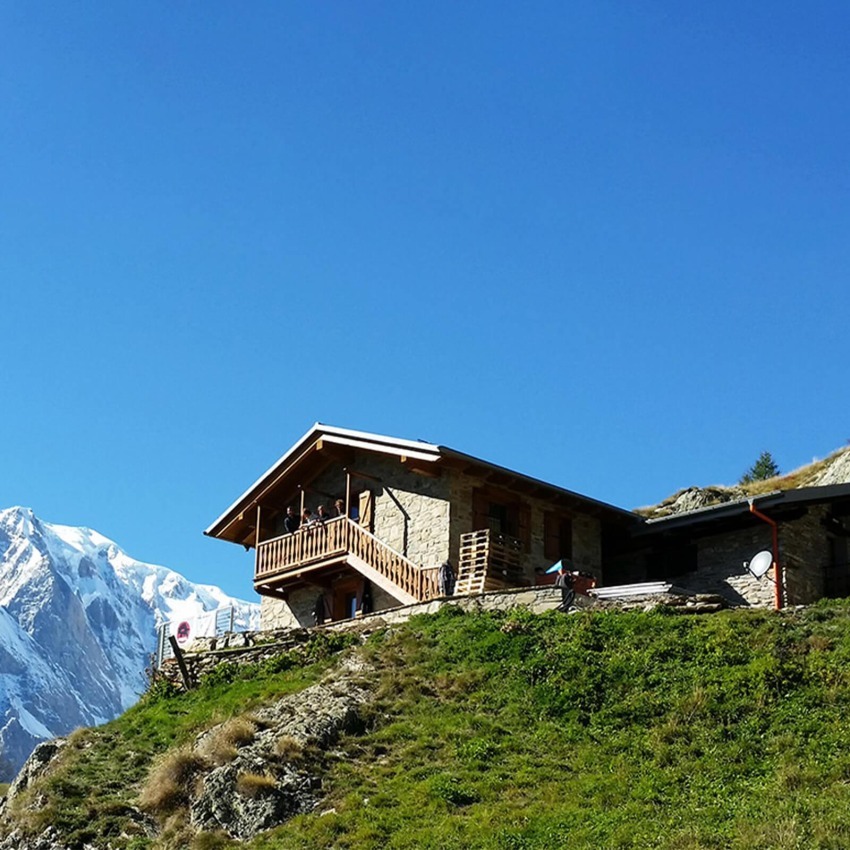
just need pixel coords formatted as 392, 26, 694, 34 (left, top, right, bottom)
205, 422, 637, 544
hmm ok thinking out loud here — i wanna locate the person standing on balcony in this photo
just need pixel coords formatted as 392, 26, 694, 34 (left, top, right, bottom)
284, 506, 300, 534
334, 499, 346, 518
316, 505, 332, 523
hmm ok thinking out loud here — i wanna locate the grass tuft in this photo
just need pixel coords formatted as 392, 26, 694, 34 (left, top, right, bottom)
274, 735, 304, 762
138, 747, 209, 814
235, 772, 277, 799
197, 717, 257, 765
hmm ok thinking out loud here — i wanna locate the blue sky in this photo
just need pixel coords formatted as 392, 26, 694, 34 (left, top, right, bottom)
1, 2, 848, 599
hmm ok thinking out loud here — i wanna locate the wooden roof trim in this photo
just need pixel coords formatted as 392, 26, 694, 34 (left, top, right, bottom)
437, 446, 638, 521
206, 423, 640, 543
316, 424, 440, 455
205, 424, 442, 540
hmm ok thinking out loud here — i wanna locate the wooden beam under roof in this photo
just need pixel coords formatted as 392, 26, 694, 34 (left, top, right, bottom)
401, 458, 442, 477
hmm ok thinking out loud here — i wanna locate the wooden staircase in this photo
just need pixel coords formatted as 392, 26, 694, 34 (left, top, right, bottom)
255, 517, 440, 605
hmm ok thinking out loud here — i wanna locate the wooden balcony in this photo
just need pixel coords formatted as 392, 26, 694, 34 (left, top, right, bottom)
255, 516, 440, 605
456, 528, 527, 595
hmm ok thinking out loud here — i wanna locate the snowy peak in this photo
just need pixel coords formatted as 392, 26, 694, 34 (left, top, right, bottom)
0, 506, 259, 780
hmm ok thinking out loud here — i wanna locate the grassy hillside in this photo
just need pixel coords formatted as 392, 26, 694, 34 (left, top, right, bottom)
7, 603, 850, 849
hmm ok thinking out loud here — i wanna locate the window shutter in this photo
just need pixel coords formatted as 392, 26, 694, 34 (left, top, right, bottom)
517, 503, 531, 552
544, 512, 573, 561
359, 490, 374, 532
472, 488, 489, 532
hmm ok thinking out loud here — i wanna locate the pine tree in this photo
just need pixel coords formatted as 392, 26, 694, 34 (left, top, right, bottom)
740, 451, 780, 485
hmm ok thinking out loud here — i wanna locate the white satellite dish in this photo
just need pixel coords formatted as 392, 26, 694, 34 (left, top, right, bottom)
747, 550, 774, 579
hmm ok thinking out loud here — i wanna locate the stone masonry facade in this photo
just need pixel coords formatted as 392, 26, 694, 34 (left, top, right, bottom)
669, 506, 832, 607
309, 451, 452, 568
258, 451, 607, 629
261, 583, 401, 631
448, 472, 603, 581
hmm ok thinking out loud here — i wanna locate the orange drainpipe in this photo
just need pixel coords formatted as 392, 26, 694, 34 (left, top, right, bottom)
749, 501, 782, 610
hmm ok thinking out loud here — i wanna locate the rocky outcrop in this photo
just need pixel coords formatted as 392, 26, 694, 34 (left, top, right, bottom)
811, 447, 850, 486
0, 652, 377, 849
1, 739, 66, 814
641, 446, 850, 520
188, 655, 375, 839
0, 827, 77, 850
0, 741, 75, 850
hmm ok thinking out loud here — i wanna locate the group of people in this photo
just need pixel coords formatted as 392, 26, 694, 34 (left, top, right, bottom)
280, 500, 348, 534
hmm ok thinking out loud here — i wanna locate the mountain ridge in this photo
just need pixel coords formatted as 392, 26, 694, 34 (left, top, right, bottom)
0, 506, 258, 780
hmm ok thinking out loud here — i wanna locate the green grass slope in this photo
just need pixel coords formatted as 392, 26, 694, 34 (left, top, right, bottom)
8, 603, 850, 850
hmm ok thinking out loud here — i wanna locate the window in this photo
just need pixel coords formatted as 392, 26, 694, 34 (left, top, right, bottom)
472, 487, 530, 551
544, 512, 573, 562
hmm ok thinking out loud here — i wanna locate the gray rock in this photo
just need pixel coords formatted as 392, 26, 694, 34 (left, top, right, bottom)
188, 656, 375, 840
1, 738, 66, 812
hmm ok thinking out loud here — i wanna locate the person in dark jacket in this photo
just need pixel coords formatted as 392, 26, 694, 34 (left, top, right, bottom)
555, 562, 575, 612
283, 506, 300, 534
438, 560, 456, 596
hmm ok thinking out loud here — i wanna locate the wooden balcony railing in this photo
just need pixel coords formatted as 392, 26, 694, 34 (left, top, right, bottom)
457, 528, 526, 595
255, 516, 441, 603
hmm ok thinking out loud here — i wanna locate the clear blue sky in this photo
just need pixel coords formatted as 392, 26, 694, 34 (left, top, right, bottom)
1, 2, 848, 599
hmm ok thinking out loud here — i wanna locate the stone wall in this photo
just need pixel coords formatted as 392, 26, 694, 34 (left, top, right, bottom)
309, 452, 452, 568
163, 586, 575, 689
448, 472, 603, 581
261, 590, 315, 631
260, 583, 404, 631
666, 524, 774, 607
159, 586, 729, 691
782, 506, 831, 605
668, 507, 831, 608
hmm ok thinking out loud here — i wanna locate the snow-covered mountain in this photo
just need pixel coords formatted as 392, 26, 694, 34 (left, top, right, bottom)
0, 506, 259, 780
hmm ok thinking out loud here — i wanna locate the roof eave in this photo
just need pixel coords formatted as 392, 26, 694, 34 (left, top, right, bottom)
204, 424, 443, 541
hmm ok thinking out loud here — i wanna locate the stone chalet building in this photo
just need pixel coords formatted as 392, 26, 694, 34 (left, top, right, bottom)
205, 424, 850, 629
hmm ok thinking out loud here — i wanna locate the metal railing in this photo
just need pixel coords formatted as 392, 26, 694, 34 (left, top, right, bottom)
154, 605, 238, 668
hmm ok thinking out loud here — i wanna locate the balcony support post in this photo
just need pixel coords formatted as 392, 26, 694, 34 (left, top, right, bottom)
254, 504, 262, 575
345, 469, 351, 520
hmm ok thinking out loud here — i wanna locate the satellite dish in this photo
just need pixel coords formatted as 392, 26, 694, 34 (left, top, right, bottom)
747, 550, 774, 579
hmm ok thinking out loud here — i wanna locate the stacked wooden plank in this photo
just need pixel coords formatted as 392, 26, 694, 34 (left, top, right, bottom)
457, 529, 525, 595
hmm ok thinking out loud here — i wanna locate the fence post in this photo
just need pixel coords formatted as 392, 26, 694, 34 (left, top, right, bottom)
155, 623, 165, 669
168, 636, 194, 690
